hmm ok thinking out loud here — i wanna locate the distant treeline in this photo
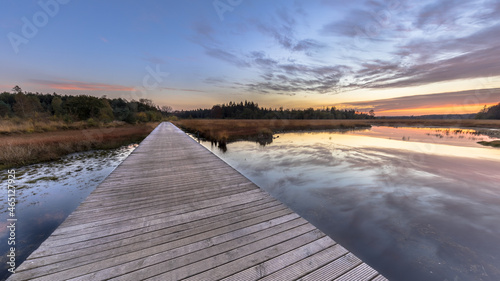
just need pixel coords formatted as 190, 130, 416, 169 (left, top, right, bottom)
174, 101, 375, 119
476, 102, 500, 119
0, 86, 170, 123
3, 85, 498, 122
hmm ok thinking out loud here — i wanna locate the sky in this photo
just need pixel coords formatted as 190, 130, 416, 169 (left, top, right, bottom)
1, 0, 500, 116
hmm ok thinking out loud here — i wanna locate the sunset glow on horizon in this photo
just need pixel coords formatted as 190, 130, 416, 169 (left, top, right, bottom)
1, 1, 500, 115
375, 103, 498, 116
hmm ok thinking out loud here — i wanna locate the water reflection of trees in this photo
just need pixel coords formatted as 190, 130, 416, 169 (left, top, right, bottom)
206, 127, 368, 153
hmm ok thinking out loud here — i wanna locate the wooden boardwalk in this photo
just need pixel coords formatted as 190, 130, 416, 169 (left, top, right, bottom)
9, 122, 387, 281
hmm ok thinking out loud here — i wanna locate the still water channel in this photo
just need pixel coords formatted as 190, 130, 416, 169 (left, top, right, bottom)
198, 126, 500, 281
0, 145, 137, 280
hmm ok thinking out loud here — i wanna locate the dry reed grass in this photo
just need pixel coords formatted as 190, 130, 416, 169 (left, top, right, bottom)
173, 119, 500, 145
0, 122, 158, 169
173, 119, 371, 144
6, 118, 497, 169
0, 118, 127, 134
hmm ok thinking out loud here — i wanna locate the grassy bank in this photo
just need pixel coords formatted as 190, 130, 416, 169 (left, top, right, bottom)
0, 122, 158, 169
173, 119, 371, 145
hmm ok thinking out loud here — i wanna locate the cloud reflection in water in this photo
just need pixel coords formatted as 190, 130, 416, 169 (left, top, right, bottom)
203, 128, 500, 281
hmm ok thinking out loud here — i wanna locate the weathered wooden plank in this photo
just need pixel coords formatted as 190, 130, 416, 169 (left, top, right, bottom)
18, 213, 302, 280
22, 210, 297, 268
333, 263, 379, 281
29, 200, 286, 259
298, 253, 362, 281
108, 223, 317, 281
183, 230, 326, 281
32, 219, 311, 280
49, 189, 266, 237
80, 176, 252, 200
372, 274, 390, 281
259, 244, 350, 281
8, 122, 387, 281
220, 236, 336, 281
22, 203, 290, 270
45, 191, 270, 246
79, 176, 252, 202
64, 182, 255, 223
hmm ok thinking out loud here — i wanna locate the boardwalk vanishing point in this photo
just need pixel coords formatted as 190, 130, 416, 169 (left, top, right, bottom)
9, 122, 387, 281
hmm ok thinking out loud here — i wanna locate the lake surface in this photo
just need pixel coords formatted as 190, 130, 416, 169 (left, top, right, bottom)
0, 145, 137, 280
196, 126, 500, 281
2, 126, 499, 281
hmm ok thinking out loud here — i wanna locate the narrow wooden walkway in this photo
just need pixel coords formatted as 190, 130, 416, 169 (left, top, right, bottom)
9, 122, 387, 281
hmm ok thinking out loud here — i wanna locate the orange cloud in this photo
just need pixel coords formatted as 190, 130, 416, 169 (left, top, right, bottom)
334, 88, 500, 116
378, 103, 498, 116
31, 79, 134, 91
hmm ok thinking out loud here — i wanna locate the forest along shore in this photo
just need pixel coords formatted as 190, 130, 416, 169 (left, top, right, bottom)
0, 122, 158, 169
0, 88, 171, 169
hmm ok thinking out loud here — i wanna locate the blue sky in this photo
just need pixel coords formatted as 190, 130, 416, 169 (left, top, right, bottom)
1, 0, 500, 115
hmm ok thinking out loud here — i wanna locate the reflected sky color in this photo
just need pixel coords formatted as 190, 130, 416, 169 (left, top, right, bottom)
0, 145, 136, 280
199, 127, 500, 281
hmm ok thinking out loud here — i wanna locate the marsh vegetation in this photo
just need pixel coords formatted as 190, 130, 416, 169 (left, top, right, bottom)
174, 119, 371, 145
174, 119, 500, 147
0, 122, 157, 169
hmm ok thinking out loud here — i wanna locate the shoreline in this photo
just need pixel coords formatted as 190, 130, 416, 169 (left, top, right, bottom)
0, 122, 159, 170
3, 119, 500, 169
173, 119, 500, 146
173, 119, 372, 146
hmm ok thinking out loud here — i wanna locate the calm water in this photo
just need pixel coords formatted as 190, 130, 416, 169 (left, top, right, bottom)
2, 127, 499, 281
0, 145, 137, 280
197, 126, 500, 281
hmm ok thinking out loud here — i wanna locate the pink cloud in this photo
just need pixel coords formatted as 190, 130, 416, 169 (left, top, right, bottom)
30, 79, 134, 91
0, 84, 15, 91
161, 87, 206, 93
